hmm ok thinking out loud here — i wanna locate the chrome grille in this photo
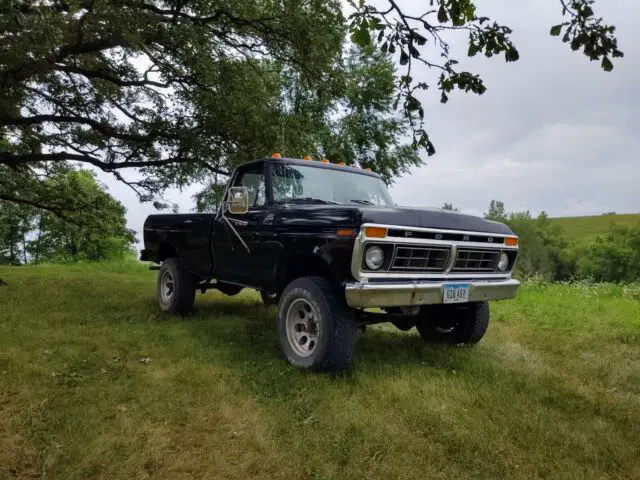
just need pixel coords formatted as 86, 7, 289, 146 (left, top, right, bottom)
452, 249, 500, 272
391, 246, 450, 272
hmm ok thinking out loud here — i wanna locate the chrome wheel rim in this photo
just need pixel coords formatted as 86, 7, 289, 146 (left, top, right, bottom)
285, 298, 320, 357
160, 270, 174, 304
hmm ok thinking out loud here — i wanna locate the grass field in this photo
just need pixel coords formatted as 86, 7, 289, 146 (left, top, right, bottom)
1, 263, 639, 479
551, 213, 640, 246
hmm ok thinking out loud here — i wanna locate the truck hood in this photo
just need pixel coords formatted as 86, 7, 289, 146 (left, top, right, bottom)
358, 205, 513, 235
275, 204, 513, 235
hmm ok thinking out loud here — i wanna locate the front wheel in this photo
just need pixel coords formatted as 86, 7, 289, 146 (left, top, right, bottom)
277, 277, 356, 372
416, 302, 490, 345
156, 258, 196, 315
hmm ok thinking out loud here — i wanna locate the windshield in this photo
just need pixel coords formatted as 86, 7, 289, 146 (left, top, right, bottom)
271, 163, 394, 206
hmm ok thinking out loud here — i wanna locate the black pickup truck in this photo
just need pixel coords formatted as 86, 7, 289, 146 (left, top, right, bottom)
141, 156, 520, 371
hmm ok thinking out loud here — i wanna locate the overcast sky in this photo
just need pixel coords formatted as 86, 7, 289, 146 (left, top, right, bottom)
99, 0, 640, 247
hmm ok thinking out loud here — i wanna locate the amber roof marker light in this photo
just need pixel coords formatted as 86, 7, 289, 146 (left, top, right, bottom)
271, 152, 282, 158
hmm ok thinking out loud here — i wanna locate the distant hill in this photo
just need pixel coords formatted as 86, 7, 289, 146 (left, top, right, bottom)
550, 213, 640, 245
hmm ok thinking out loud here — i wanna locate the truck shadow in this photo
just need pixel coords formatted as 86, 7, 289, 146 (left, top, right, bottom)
186, 294, 464, 373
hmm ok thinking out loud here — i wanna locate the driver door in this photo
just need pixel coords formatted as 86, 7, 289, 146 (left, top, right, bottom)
213, 162, 267, 286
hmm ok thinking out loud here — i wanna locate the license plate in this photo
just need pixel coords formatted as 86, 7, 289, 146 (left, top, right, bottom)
442, 283, 470, 304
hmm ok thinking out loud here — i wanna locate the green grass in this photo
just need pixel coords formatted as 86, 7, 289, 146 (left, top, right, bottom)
551, 213, 640, 246
1, 264, 639, 479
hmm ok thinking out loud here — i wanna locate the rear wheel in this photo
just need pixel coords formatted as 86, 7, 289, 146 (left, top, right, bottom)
277, 277, 356, 372
416, 302, 489, 344
156, 258, 196, 315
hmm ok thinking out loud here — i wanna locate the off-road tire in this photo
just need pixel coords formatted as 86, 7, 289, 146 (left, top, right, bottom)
277, 277, 356, 372
416, 302, 489, 345
156, 258, 196, 315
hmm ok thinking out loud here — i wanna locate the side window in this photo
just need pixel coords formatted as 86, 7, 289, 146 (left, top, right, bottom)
233, 163, 266, 207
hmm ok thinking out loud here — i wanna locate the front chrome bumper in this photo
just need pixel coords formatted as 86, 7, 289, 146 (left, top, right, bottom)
344, 278, 520, 308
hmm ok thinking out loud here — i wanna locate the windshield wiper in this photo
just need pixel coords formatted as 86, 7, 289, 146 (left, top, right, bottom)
350, 199, 375, 205
284, 197, 342, 205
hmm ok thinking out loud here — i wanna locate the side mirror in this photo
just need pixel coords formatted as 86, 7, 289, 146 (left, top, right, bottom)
226, 186, 249, 215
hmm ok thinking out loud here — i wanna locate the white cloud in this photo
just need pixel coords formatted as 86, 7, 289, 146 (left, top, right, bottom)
389, 0, 640, 218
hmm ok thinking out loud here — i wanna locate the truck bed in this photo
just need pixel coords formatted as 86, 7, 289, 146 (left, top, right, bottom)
141, 213, 215, 277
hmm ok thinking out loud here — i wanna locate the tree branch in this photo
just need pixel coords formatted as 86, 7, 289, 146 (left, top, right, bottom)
1, 151, 230, 176
56, 64, 174, 89
2, 114, 169, 143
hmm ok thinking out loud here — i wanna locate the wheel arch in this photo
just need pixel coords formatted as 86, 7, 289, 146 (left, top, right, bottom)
276, 252, 340, 295
157, 242, 178, 262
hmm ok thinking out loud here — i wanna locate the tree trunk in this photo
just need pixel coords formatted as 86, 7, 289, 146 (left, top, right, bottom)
34, 214, 42, 263
22, 232, 27, 264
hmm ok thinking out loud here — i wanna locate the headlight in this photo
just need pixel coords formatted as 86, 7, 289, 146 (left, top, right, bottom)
364, 245, 384, 270
497, 252, 509, 272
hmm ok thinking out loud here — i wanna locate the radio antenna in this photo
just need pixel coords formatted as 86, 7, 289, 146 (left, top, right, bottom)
280, 118, 286, 155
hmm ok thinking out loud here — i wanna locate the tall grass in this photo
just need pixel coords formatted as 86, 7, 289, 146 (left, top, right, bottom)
1, 263, 639, 479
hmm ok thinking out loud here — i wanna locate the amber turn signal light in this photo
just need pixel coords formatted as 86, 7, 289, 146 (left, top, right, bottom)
364, 226, 387, 238
505, 237, 518, 247
336, 229, 355, 237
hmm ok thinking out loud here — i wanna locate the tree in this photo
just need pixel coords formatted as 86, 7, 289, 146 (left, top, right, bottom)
578, 224, 640, 282
1, 0, 344, 216
0, 202, 34, 265
193, 45, 422, 210
442, 202, 458, 212
1, 0, 621, 220
0, 168, 135, 263
484, 200, 507, 223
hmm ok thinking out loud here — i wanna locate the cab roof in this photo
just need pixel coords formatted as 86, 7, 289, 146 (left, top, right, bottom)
243, 156, 381, 179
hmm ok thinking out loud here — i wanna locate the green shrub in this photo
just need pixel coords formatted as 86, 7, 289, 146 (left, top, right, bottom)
506, 211, 576, 281
578, 224, 640, 282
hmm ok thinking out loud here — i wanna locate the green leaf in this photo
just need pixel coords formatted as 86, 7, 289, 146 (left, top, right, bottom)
437, 5, 448, 23
468, 43, 479, 57
601, 56, 613, 72
412, 32, 427, 46
505, 47, 519, 62
351, 26, 371, 48
550, 24, 563, 36
399, 49, 409, 66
